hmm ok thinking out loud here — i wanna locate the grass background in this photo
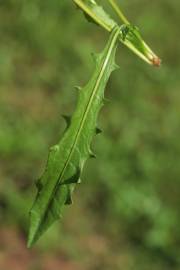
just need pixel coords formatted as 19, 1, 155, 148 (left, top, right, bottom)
0, 1, 179, 269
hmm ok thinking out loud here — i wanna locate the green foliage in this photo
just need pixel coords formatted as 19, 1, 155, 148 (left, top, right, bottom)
74, 0, 160, 65
28, 27, 120, 247
0, 1, 180, 269
28, 0, 160, 247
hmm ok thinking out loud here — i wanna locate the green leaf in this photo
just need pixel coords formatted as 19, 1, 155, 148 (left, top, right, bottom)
74, 0, 161, 66
74, 0, 116, 30
27, 26, 120, 247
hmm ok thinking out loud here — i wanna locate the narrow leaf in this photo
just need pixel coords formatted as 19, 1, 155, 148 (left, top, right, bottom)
28, 26, 120, 247
74, 0, 116, 30
73, 0, 161, 66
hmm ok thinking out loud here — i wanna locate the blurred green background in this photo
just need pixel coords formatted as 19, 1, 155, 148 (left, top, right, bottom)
0, 1, 179, 269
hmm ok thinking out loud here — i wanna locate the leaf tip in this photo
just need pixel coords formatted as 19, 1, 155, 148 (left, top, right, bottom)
27, 238, 33, 249
74, 85, 82, 91
27, 209, 42, 248
27, 229, 36, 249
151, 56, 161, 67
103, 97, 110, 104
112, 63, 120, 71
89, 149, 96, 159
62, 114, 71, 127
91, 52, 101, 65
96, 127, 102, 135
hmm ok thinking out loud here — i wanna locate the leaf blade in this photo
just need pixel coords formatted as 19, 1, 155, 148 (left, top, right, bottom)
28, 26, 120, 247
74, 0, 161, 66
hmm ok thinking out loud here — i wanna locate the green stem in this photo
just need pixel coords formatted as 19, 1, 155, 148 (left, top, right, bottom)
73, 0, 161, 66
107, 0, 129, 24
108, 0, 160, 66
74, 0, 111, 31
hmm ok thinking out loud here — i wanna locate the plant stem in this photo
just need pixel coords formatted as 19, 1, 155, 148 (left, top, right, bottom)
108, 0, 161, 66
74, 0, 111, 31
107, 0, 129, 24
73, 0, 161, 66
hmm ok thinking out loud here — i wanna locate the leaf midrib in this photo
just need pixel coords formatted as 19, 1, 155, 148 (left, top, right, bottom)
35, 28, 120, 236
57, 28, 119, 184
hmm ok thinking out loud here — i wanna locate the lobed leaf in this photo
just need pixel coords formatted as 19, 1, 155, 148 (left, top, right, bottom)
28, 26, 120, 247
